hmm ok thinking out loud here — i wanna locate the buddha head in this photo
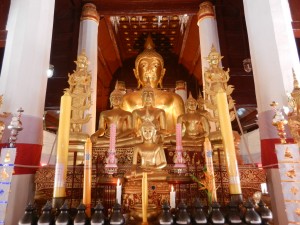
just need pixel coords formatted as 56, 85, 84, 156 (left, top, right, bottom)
134, 35, 166, 89
141, 120, 156, 142
141, 82, 155, 107
110, 82, 123, 108
186, 92, 198, 112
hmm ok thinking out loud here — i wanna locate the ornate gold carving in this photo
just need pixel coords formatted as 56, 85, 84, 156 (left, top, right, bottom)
291, 186, 299, 195
66, 51, 92, 135
0, 168, 9, 180
204, 45, 235, 128
286, 167, 296, 179
287, 69, 300, 145
197, 1, 215, 23
270, 101, 287, 144
0, 96, 11, 140
285, 147, 293, 159
4, 152, 10, 163
295, 208, 300, 216
80, 3, 100, 24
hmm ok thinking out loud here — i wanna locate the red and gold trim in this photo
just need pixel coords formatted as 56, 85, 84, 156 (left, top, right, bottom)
197, 1, 215, 23
80, 3, 100, 24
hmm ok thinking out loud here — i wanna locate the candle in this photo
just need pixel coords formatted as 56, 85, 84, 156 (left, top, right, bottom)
53, 91, 71, 200
116, 178, 122, 204
204, 137, 217, 202
83, 138, 92, 217
216, 90, 242, 195
170, 185, 176, 209
142, 172, 148, 224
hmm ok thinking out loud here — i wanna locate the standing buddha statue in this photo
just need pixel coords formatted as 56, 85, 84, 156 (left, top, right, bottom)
122, 35, 184, 132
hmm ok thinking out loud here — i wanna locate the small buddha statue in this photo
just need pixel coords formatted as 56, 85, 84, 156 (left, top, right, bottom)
125, 120, 168, 181
122, 35, 184, 132
132, 82, 167, 138
176, 93, 210, 146
91, 84, 135, 146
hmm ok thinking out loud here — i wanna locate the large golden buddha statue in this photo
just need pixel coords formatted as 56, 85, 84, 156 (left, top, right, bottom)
122, 35, 184, 132
125, 119, 168, 181
91, 84, 135, 146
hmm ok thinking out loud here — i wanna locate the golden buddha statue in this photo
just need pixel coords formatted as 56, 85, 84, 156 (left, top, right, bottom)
125, 120, 167, 181
91, 84, 135, 146
122, 35, 184, 132
175, 93, 210, 146
132, 82, 167, 137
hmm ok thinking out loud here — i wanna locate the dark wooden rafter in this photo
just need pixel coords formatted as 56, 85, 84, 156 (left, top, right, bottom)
179, 16, 192, 64
97, 47, 113, 84
104, 16, 123, 67
191, 46, 201, 75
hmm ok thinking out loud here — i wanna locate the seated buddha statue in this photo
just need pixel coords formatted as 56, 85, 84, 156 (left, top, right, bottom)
122, 35, 184, 132
125, 120, 168, 181
167, 93, 210, 147
132, 82, 167, 138
91, 84, 135, 146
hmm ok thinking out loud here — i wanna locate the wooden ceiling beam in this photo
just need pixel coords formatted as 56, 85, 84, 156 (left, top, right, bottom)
179, 17, 192, 64
104, 16, 122, 67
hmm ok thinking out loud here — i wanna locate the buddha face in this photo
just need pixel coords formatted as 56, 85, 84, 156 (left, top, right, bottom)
141, 125, 156, 141
135, 57, 165, 88
186, 99, 197, 111
142, 90, 155, 106
110, 94, 122, 108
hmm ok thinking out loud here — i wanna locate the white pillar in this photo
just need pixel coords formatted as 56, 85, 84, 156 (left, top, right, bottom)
175, 80, 187, 103
244, 1, 300, 224
0, 0, 55, 224
77, 3, 99, 135
197, 1, 221, 78
197, 1, 221, 131
243, 0, 300, 166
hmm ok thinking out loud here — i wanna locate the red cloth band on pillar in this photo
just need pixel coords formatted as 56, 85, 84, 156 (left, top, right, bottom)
261, 138, 294, 168
0, 143, 42, 174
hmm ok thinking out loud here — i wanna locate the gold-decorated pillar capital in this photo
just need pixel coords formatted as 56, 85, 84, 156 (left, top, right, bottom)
197, 1, 215, 24
81, 3, 100, 24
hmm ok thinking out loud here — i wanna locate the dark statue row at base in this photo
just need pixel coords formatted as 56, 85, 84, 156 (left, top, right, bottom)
19, 198, 272, 225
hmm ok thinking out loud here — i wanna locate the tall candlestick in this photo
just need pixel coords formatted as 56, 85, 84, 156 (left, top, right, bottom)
109, 123, 116, 150
142, 172, 148, 224
53, 91, 72, 206
176, 123, 182, 147
216, 90, 242, 195
170, 185, 176, 209
105, 123, 118, 174
204, 137, 217, 202
174, 123, 186, 169
116, 178, 122, 205
83, 138, 92, 217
